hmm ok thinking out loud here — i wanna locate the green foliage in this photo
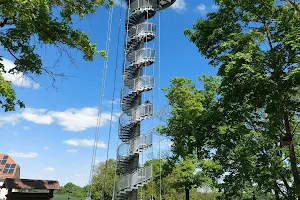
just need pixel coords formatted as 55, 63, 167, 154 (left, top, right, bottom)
0, 71, 24, 111
55, 159, 217, 200
159, 76, 218, 158
137, 158, 217, 200
53, 194, 83, 200
91, 159, 116, 200
56, 183, 86, 198
160, 1, 300, 199
161, 74, 294, 199
166, 155, 201, 191
0, 0, 110, 111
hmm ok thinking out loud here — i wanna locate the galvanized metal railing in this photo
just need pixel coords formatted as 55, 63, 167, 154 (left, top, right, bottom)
117, 134, 153, 160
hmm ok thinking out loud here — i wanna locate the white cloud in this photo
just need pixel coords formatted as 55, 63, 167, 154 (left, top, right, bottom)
9, 152, 38, 158
196, 4, 207, 14
22, 126, 31, 131
44, 167, 56, 171
66, 149, 78, 153
212, 4, 219, 10
50, 108, 117, 132
0, 114, 21, 126
171, 0, 186, 12
21, 108, 53, 125
44, 146, 49, 150
0, 107, 118, 132
63, 139, 106, 148
1, 58, 40, 89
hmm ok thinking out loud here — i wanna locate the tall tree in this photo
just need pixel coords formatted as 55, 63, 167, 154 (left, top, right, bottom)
92, 159, 116, 200
165, 155, 202, 200
56, 182, 86, 197
138, 159, 216, 200
161, 75, 298, 199
158, 76, 219, 159
0, 0, 110, 111
184, 0, 300, 198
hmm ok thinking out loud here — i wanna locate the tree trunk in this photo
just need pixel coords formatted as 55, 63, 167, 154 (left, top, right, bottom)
281, 175, 290, 193
185, 188, 190, 200
275, 189, 280, 200
284, 115, 300, 199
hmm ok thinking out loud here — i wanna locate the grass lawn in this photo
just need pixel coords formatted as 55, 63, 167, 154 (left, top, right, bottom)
53, 194, 84, 200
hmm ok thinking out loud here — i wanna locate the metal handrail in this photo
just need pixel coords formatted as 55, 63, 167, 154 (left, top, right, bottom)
118, 165, 153, 192
119, 103, 153, 127
129, 0, 156, 15
117, 134, 153, 160
119, 173, 131, 192
119, 111, 133, 127
128, 22, 156, 39
123, 75, 154, 96
126, 48, 155, 63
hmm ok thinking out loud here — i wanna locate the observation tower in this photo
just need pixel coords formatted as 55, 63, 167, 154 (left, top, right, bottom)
116, 0, 176, 199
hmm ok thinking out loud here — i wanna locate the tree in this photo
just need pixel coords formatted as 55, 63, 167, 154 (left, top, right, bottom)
158, 76, 228, 197
63, 182, 85, 197
55, 182, 86, 198
165, 155, 202, 200
160, 75, 300, 199
138, 158, 217, 200
158, 76, 219, 159
63, 182, 78, 194
184, 0, 300, 198
0, 0, 111, 111
91, 159, 116, 200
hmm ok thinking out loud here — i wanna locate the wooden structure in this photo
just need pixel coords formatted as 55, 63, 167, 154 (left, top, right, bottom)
1, 178, 60, 200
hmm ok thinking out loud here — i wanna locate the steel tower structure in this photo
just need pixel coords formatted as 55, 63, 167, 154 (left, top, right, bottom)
116, 0, 176, 199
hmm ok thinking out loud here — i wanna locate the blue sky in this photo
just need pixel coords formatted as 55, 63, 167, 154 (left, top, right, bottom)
0, 0, 218, 187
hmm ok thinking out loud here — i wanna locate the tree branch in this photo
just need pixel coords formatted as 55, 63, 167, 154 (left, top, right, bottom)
0, 38, 66, 89
292, 121, 300, 135
41, 67, 67, 90
264, 23, 273, 51
1, 39, 19, 61
0, 0, 9, 5
276, 182, 287, 197
281, 175, 291, 193
278, 126, 286, 135
287, 0, 300, 13
0, 18, 8, 28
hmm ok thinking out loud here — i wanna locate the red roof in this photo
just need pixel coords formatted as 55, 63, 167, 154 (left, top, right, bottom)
0, 154, 20, 180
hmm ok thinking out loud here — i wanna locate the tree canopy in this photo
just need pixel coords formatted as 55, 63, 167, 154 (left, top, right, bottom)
158, 0, 300, 199
56, 182, 87, 198
137, 159, 217, 200
0, 0, 111, 111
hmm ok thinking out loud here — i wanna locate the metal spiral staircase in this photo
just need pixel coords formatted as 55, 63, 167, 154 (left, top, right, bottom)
116, 0, 176, 199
